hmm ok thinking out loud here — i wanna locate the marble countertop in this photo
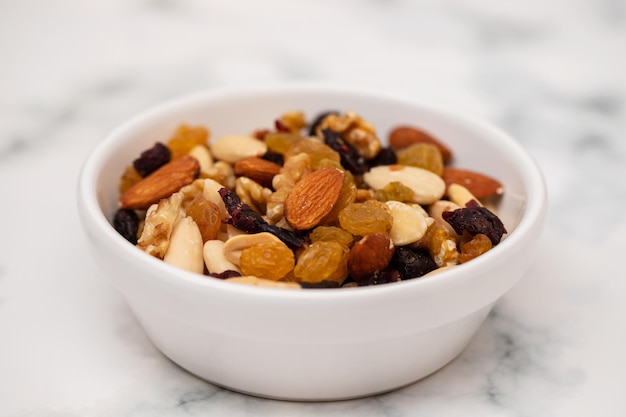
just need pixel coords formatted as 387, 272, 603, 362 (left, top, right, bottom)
1, 0, 625, 415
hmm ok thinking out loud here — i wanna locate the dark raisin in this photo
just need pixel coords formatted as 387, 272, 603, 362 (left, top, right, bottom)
261, 150, 284, 166
112, 208, 139, 245
442, 200, 507, 245
219, 188, 304, 248
391, 247, 438, 279
368, 146, 397, 168
299, 280, 342, 289
322, 128, 368, 175
133, 142, 171, 177
308, 110, 339, 136
209, 270, 242, 279
357, 269, 401, 286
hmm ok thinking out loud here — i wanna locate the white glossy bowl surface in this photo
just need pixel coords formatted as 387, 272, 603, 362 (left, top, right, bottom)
77, 84, 547, 401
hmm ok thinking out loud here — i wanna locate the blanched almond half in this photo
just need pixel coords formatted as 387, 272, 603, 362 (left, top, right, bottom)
363, 165, 445, 205
385, 201, 429, 246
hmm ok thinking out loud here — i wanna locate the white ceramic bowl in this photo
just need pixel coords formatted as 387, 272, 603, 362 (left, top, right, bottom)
77, 84, 547, 401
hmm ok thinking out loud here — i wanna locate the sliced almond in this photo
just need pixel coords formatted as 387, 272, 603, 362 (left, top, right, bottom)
119, 155, 200, 210
442, 167, 504, 199
284, 167, 345, 230
348, 234, 394, 281
389, 126, 452, 163
234, 157, 282, 188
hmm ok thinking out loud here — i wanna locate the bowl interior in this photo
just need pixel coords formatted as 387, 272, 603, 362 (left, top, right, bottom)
92, 86, 535, 240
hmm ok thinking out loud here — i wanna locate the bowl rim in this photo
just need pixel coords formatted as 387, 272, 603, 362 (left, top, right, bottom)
78, 82, 547, 302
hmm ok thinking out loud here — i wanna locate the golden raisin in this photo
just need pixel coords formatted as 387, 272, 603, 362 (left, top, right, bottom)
119, 165, 142, 193
264, 132, 301, 155
319, 168, 357, 225
397, 143, 444, 176
167, 124, 210, 159
338, 200, 393, 236
310, 226, 354, 249
374, 181, 414, 202
458, 233, 492, 263
240, 241, 295, 281
293, 241, 349, 284
285, 139, 340, 169
186, 196, 221, 242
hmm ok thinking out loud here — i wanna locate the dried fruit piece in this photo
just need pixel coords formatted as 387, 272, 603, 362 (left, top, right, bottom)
357, 269, 401, 286
219, 188, 304, 248
186, 196, 221, 242
318, 110, 381, 159
338, 200, 393, 236
347, 234, 395, 281
391, 246, 438, 279
284, 139, 340, 170
309, 226, 354, 249
374, 181, 414, 202
442, 200, 507, 245
442, 167, 504, 199
119, 155, 200, 210
396, 143, 444, 176
368, 146, 397, 168
239, 241, 295, 281
284, 167, 345, 230
119, 165, 142, 193
459, 233, 493, 263
308, 110, 339, 136
133, 142, 171, 177
388, 126, 452, 163
264, 132, 302, 155
322, 128, 368, 175
293, 241, 349, 284
113, 208, 139, 244
167, 125, 209, 159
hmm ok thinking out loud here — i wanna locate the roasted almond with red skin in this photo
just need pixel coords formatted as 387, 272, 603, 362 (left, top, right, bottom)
284, 167, 345, 230
348, 233, 395, 281
442, 167, 504, 199
389, 126, 452, 163
234, 157, 282, 188
119, 155, 200, 210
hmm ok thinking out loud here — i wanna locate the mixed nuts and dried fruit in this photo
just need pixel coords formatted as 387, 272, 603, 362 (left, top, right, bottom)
112, 110, 507, 289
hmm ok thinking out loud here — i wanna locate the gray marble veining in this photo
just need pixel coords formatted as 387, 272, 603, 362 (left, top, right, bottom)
1, 0, 625, 415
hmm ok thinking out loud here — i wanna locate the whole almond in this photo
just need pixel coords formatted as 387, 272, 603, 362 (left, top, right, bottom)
119, 155, 200, 210
234, 157, 282, 188
284, 167, 345, 230
348, 233, 395, 281
442, 167, 504, 199
389, 126, 453, 163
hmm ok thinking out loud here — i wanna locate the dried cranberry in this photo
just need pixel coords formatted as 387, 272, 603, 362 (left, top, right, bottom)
274, 119, 291, 132
112, 208, 139, 245
391, 247, 437, 279
133, 142, 171, 177
219, 188, 304, 248
209, 270, 242, 279
308, 110, 339, 136
322, 128, 368, 175
368, 146, 397, 168
442, 200, 507, 245
357, 269, 401, 286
